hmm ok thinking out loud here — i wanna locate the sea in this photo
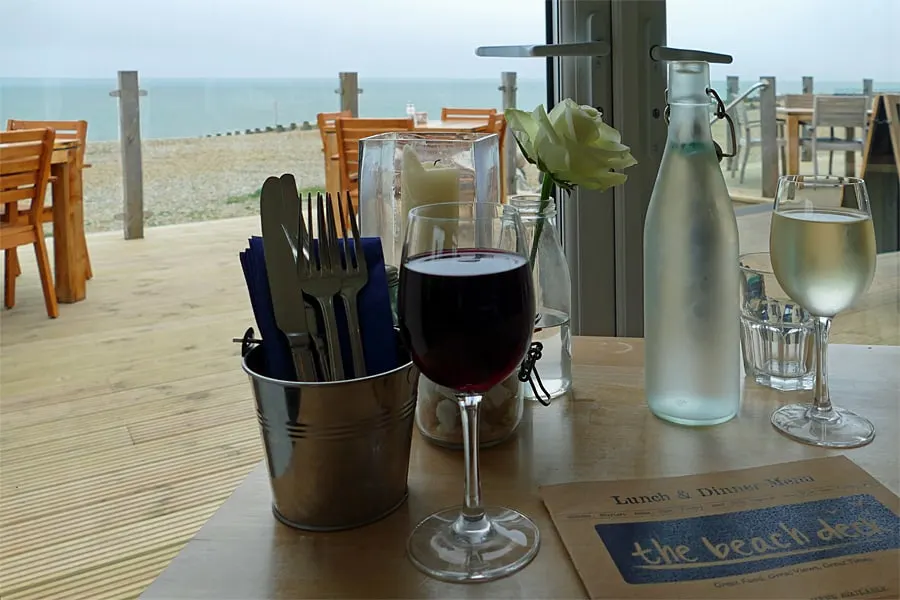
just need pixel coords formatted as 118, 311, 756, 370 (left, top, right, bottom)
1, 77, 897, 142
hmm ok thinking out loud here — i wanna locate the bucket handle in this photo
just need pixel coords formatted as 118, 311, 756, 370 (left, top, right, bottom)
232, 327, 263, 357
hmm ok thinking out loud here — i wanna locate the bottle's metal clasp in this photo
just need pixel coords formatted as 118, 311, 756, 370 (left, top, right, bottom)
517, 341, 552, 406
707, 87, 737, 163
662, 86, 738, 164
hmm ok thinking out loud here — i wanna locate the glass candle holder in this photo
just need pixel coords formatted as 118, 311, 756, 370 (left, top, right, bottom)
357, 132, 501, 269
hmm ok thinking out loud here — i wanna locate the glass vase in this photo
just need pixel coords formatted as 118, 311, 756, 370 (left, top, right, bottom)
509, 194, 573, 400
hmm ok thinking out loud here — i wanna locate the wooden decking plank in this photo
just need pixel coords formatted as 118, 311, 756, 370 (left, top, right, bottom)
1, 500, 224, 591
1, 418, 260, 496
0, 425, 134, 463
1, 441, 260, 526
2, 544, 180, 600
125, 396, 256, 444
1, 374, 247, 444
1, 465, 252, 559
0, 355, 239, 409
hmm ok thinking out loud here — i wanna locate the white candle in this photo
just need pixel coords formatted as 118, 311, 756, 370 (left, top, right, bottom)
400, 145, 460, 210
400, 145, 460, 244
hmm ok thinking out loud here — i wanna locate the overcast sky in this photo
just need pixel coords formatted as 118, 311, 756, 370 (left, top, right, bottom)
1, 0, 897, 81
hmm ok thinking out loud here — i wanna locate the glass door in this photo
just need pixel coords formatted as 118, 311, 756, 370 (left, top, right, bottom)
480, 0, 668, 336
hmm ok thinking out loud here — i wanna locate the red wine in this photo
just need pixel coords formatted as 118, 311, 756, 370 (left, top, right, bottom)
399, 249, 535, 393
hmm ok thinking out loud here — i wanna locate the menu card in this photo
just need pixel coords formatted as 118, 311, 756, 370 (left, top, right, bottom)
541, 457, 899, 599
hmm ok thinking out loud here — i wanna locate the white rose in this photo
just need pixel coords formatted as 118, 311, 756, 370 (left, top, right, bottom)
505, 99, 637, 191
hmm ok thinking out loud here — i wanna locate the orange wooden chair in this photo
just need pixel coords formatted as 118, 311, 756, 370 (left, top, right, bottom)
1, 128, 58, 318
6, 119, 92, 281
316, 111, 351, 200
334, 117, 415, 221
440, 107, 497, 122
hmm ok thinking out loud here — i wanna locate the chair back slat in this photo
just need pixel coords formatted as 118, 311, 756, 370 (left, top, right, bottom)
317, 111, 352, 200
2, 171, 39, 190
334, 118, 415, 193
0, 156, 42, 176
0, 128, 53, 224
316, 111, 351, 151
783, 94, 815, 109
1, 187, 35, 204
812, 95, 869, 128
7, 119, 88, 168
440, 107, 497, 121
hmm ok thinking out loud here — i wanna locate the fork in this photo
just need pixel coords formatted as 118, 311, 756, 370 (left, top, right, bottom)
335, 191, 369, 378
279, 180, 330, 381
297, 192, 345, 381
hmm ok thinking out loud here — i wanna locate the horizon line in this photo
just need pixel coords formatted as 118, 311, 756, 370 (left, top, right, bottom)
2, 76, 896, 85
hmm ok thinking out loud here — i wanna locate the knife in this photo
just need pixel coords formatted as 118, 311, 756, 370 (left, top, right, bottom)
260, 176, 319, 382
279, 174, 330, 381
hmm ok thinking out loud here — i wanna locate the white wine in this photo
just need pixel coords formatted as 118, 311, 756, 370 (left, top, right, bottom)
770, 208, 876, 317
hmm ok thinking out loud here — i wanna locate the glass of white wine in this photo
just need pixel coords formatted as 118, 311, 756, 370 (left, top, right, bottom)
769, 175, 877, 448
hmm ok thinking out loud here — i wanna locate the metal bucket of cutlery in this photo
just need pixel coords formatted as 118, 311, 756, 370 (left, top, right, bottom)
242, 338, 419, 531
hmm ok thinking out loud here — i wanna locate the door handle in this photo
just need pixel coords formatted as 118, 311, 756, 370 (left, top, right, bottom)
649, 46, 732, 64
477, 42, 731, 64
476, 41, 611, 58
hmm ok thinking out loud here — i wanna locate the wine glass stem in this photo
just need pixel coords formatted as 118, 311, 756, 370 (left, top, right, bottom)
811, 316, 834, 419
455, 393, 489, 538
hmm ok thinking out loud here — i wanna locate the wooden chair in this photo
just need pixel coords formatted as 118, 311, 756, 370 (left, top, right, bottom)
316, 111, 351, 201
488, 113, 509, 200
782, 94, 814, 110
440, 107, 497, 122
781, 94, 816, 168
334, 117, 415, 218
6, 119, 92, 280
1, 128, 58, 318
809, 95, 870, 177
731, 101, 792, 183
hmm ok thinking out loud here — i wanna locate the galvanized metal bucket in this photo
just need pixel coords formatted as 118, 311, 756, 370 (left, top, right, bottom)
242, 343, 419, 531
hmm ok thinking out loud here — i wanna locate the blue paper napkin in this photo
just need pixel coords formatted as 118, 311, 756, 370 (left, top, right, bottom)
240, 236, 397, 381
240, 237, 294, 382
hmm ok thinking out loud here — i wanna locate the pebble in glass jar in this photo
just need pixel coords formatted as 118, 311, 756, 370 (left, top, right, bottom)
415, 373, 523, 449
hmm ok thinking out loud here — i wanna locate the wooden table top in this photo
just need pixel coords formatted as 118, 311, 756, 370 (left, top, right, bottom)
323, 120, 490, 135
138, 337, 899, 599
776, 106, 873, 120
51, 139, 79, 164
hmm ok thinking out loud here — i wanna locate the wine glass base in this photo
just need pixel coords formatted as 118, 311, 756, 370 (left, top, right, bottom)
771, 403, 875, 449
407, 506, 540, 583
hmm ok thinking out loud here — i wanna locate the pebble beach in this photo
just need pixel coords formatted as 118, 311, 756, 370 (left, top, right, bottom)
83, 129, 542, 234
82, 130, 326, 232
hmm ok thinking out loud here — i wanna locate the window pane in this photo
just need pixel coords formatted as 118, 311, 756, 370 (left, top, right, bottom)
667, 0, 899, 346
1, 0, 548, 235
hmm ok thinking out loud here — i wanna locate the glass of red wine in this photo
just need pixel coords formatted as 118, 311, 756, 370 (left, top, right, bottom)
399, 201, 539, 583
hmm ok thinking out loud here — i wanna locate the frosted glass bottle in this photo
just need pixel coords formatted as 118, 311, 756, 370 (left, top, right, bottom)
643, 61, 741, 425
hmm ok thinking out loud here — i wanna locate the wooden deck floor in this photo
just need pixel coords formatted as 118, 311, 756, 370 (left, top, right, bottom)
1, 218, 264, 600
1, 213, 897, 599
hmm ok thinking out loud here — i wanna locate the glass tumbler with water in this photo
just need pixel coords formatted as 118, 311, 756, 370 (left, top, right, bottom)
739, 252, 815, 391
